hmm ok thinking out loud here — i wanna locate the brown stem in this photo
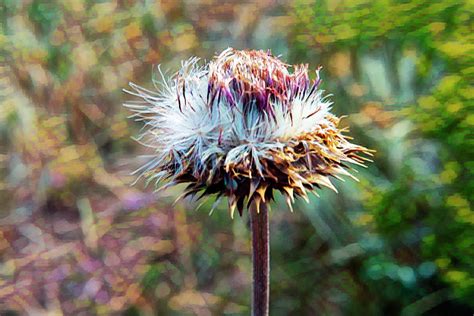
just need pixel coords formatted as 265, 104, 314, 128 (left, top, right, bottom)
250, 201, 270, 316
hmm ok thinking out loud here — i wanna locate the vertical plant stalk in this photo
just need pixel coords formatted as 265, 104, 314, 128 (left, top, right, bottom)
126, 48, 373, 315
250, 202, 270, 316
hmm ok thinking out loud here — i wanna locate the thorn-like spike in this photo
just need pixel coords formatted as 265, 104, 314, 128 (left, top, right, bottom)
286, 195, 294, 213
311, 190, 320, 198
333, 174, 346, 182
336, 167, 358, 181
315, 175, 338, 193
229, 202, 236, 219
300, 188, 310, 203
283, 187, 294, 203
228, 195, 238, 219
209, 196, 222, 216
195, 200, 207, 212
253, 195, 262, 214
153, 181, 175, 193
249, 179, 260, 199
256, 184, 268, 203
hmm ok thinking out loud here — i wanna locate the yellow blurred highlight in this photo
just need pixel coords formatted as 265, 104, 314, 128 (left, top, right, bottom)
78, 198, 99, 250
169, 290, 220, 311
439, 41, 473, 58
446, 270, 468, 283
429, 22, 446, 34
465, 114, 474, 126
447, 102, 462, 113
446, 194, 469, 209
175, 33, 198, 52
124, 22, 142, 40
95, 16, 114, 33
73, 44, 98, 71
438, 75, 461, 95
355, 213, 374, 226
418, 96, 439, 110
435, 257, 451, 269
329, 52, 351, 78
333, 24, 358, 41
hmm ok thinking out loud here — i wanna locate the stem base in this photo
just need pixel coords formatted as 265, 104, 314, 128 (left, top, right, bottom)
250, 202, 269, 316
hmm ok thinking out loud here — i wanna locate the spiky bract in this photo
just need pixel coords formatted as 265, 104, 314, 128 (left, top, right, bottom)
125, 48, 372, 217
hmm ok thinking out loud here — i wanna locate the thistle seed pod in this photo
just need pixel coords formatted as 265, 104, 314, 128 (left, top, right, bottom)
125, 48, 372, 218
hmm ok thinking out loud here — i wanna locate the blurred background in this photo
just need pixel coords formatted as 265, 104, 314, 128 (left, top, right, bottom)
0, 0, 472, 315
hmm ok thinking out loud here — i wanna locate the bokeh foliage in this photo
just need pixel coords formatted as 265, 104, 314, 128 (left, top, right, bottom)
0, 0, 472, 315
290, 0, 473, 314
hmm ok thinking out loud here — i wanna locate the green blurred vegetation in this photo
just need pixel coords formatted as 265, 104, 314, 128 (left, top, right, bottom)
290, 0, 473, 314
0, 0, 472, 315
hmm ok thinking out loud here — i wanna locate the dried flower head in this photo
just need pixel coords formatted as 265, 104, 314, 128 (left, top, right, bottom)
125, 48, 372, 218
